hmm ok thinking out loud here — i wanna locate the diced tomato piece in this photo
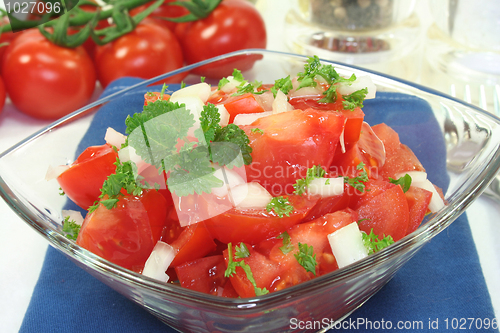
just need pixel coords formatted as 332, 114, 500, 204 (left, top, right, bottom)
242, 108, 346, 195
175, 255, 229, 296
169, 222, 217, 267
206, 88, 227, 104
76, 189, 168, 272
221, 279, 239, 298
356, 184, 410, 241
57, 144, 118, 209
205, 194, 319, 245
371, 123, 425, 179
266, 209, 356, 291
302, 191, 350, 222
223, 243, 282, 298
161, 205, 184, 243
144, 91, 170, 105
348, 179, 395, 210
223, 93, 265, 123
405, 186, 432, 235
288, 95, 365, 148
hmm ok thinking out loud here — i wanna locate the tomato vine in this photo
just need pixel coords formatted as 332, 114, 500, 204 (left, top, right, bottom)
0, 0, 223, 48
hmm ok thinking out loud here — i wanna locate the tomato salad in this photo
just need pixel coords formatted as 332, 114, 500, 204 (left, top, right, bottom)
50, 56, 445, 298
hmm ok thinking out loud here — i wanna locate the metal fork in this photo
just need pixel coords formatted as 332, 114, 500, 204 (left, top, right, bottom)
450, 83, 500, 201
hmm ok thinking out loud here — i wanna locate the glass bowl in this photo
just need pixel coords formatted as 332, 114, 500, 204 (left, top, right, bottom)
1, 50, 500, 333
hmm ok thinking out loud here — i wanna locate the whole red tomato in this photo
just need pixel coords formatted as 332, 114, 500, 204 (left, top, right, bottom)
94, 20, 185, 88
174, 0, 267, 78
0, 75, 5, 113
2, 28, 96, 120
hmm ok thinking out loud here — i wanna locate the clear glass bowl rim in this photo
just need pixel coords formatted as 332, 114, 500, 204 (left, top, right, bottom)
2, 48, 500, 313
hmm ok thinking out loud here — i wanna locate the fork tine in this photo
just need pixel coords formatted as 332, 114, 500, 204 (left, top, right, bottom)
478, 84, 488, 111
463, 84, 472, 104
450, 83, 457, 98
494, 85, 500, 117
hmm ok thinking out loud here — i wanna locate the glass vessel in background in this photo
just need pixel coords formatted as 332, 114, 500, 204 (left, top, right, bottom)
285, 0, 422, 80
423, 0, 500, 107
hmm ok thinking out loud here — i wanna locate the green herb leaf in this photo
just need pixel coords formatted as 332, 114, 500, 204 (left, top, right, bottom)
62, 216, 81, 241
297, 55, 356, 103
277, 231, 294, 254
224, 243, 269, 296
251, 128, 264, 135
293, 165, 326, 195
362, 229, 394, 255
342, 88, 368, 111
389, 174, 412, 193
218, 77, 230, 90
266, 196, 294, 218
235, 243, 250, 259
270, 75, 293, 97
343, 162, 369, 192
166, 146, 223, 197
125, 99, 185, 135
211, 123, 252, 167
199, 103, 221, 143
294, 243, 317, 275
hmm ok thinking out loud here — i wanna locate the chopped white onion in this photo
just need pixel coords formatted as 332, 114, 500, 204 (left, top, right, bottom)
411, 179, 445, 213
170, 82, 211, 103
62, 210, 84, 225
339, 118, 347, 153
359, 122, 386, 167
219, 76, 241, 94
169, 95, 204, 137
255, 91, 274, 111
45, 164, 70, 181
217, 104, 230, 127
118, 145, 143, 165
233, 111, 273, 126
289, 86, 322, 99
328, 222, 368, 269
338, 75, 376, 99
104, 127, 127, 148
142, 241, 175, 283
211, 167, 246, 198
272, 90, 294, 114
395, 171, 428, 183
231, 182, 273, 209
307, 177, 344, 197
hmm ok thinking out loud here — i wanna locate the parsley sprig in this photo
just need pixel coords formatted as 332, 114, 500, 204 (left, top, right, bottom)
343, 162, 369, 192
266, 196, 294, 218
125, 97, 252, 197
297, 55, 356, 104
362, 229, 395, 255
224, 243, 269, 296
293, 165, 326, 195
389, 174, 412, 193
270, 75, 293, 97
218, 69, 263, 96
294, 243, 317, 275
342, 87, 368, 111
62, 216, 81, 241
88, 159, 143, 212
277, 231, 294, 254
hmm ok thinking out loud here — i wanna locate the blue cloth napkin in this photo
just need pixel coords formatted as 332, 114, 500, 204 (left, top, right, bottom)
20, 78, 496, 332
